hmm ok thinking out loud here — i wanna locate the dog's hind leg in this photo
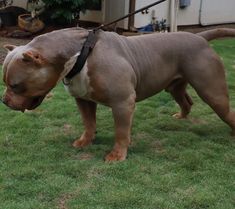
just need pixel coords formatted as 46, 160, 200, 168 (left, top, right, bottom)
195, 89, 235, 135
166, 79, 193, 119
187, 53, 235, 134
73, 98, 97, 148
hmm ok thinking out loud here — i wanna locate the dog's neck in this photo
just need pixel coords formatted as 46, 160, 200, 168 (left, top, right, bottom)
27, 28, 92, 81
29, 28, 89, 63
58, 52, 81, 83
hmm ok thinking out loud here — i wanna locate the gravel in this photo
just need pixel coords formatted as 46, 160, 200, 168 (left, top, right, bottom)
0, 37, 30, 64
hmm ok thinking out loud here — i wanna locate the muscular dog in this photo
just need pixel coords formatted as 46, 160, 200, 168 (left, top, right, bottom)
2, 28, 235, 161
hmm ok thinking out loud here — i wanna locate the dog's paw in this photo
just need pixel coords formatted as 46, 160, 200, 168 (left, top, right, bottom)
72, 138, 92, 148
105, 149, 127, 162
172, 112, 187, 119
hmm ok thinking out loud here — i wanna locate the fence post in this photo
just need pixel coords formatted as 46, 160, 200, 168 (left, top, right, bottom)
170, 0, 178, 32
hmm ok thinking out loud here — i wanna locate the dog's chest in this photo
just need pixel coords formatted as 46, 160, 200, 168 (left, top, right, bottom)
64, 63, 93, 99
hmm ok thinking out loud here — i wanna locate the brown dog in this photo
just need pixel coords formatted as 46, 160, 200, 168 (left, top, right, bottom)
2, 28, 235, 161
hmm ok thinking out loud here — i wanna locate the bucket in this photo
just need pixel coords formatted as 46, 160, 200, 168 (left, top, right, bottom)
18, 14, 44, 33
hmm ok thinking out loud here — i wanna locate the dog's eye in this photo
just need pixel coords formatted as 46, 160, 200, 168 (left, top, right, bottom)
9, 84, 19, 89
9, 84, 25, 94
22, 57, 30, 63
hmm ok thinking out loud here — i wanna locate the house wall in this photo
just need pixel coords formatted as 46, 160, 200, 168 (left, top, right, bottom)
79, 0, 105, 23
80, 0, 129, 28
12, 0, 27, 8
81, 0, 235, 28
134, 0, 235, 28
200, 0, 235, 25
177, 0, 201, 26
103, 0, 129, 28
79, 0, 129, 29
80, 10, 104, 23
134, 0, 170, 28
134, 0, 201, 28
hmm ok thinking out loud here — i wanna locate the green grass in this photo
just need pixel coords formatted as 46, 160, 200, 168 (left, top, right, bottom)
0, 39, 235, 209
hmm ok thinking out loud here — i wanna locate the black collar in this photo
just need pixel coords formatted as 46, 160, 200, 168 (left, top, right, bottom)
65, 30, 98, 80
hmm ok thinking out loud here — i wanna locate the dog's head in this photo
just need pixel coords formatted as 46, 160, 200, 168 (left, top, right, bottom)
2, 45, 61, 112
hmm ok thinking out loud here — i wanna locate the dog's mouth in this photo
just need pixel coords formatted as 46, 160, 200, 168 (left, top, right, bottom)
9, 95, 46, 112
26, 95, 46, 110
2, 87, 48, 112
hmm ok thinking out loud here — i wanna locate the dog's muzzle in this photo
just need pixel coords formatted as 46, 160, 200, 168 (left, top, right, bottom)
1, 93, 46, 112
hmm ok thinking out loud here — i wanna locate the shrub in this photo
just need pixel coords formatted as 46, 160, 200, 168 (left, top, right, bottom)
41, 0, 101, 25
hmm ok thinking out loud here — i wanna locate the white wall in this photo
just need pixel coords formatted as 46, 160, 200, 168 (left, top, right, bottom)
80, 0, 129, 28
104, 0, 129, 28
177, 0, 201, 25
80, 10, 104, 23
134, 0, 201, 27
200, 0, 235, 25
133, 0, 235, 28
134, 0, 170, 28
12, 0, 27, 8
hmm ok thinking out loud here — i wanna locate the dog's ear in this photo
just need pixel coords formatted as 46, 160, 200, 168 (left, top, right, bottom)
22, 51, 44, 65
4, 44, 17, 52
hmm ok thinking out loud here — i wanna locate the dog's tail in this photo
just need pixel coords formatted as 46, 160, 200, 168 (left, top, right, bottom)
197, 28, 235, 41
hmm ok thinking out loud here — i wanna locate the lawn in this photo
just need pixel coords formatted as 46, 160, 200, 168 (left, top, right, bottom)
0, 39, 235, 209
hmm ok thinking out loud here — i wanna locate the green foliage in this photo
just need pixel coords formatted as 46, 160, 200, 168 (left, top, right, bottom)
41, 0, 101, 25
0, 39, 235, 208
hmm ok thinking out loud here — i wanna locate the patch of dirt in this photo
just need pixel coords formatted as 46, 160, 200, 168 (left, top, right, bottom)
78, 152, 94, 160
57, 193, 75, 209
63, 123, 73, 135
0, 36, 30, 64
152, 140, 165, 153
0, 25, 65, 64
189, 117, 207, 125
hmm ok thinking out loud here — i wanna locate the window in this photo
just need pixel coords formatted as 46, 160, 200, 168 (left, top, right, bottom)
85, 0, 102, 11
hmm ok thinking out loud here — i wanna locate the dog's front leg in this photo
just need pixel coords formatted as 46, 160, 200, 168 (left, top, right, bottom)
73, 98, 97, 148
105, 94, 136, 162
